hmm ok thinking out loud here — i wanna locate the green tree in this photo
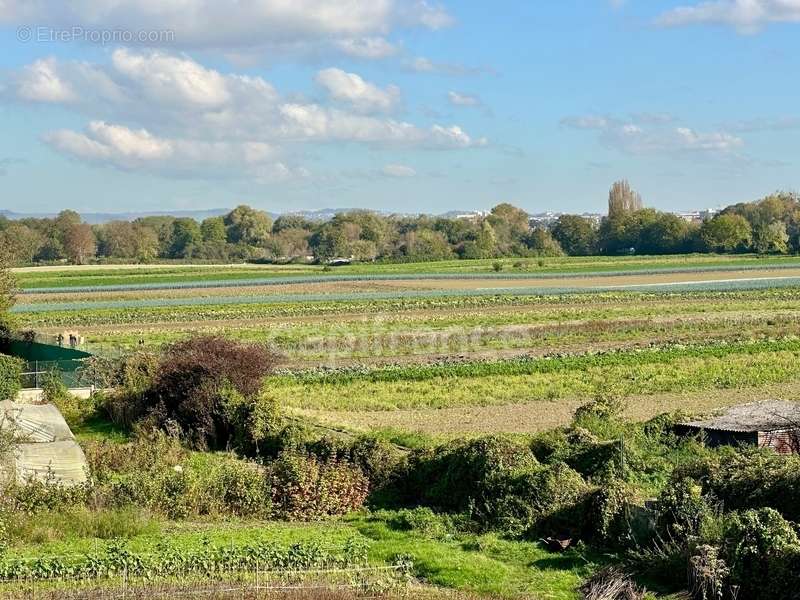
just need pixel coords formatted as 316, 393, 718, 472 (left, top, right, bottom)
0, 223, 44, 264
201, 217, 227, 244
524, 228, 564, 256
0, 252, 16, 334
169, 218, 202, 258
273, 214, 313, 233
310, 223, 350, 261
599, 209, 658, 255
639, 213, 692, 254
487, 203, 530, 254
550, 215, 598, 256
224, 205, 272, 247
700, 213, 752, 252
401, 229, 453, 261
476, 221, 498, 258
753, 221, 789, 254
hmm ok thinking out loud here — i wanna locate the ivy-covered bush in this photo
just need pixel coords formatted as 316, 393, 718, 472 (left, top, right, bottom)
268, 452, 370, 520
0, 355, 23, 401
394, 436, 595, 537
654, 477, 715, 541
676, 447, 800, 524
720, 508, 800, 599
306, 434, 404, 489
400, 436, 539, 514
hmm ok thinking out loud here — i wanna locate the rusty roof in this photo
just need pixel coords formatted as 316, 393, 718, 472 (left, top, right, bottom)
680, 401, 800, 433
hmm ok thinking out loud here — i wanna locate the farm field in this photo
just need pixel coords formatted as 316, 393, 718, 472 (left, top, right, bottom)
9, 254, 800, 600
14, 254, 800, 434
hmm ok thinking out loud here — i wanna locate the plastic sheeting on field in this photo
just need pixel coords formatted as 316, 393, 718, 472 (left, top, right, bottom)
0, 400, 89, 486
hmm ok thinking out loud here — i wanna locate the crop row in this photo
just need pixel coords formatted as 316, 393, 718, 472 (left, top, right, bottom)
17, 253, 800, 290
267, 338, 800, 410
14, 277, 800, 315
20, 261, 800, 295
278, 338, 800, 385
15, 287, 800, 329
78, 310, 800, 363
0, 539, 375, 582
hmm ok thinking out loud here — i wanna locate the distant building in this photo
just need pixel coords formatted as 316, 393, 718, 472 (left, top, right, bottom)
673, 208, 719, 223
676, 401, 800, 454
452, 211, 489, 222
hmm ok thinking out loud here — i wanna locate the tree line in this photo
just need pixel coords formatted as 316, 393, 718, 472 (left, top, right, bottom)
1, 182, 799, 266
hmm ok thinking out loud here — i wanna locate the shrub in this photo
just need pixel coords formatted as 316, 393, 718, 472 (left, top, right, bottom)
269, 452, 369, 521
307, 435, 403, 489
388, 507, 457, 540
93, 352, 160, 426
516, 461, 591, 537
530, 428, 626, 481
400, 436, 539, 517
0, 355, 22, 401
136, 337, 280, 450
675, 448, 800, 524
41, 369, 92, 428
590, 478, 636, 545
721, 508, 800, 599
654, 478, 714, 543
85, 431, 271, 519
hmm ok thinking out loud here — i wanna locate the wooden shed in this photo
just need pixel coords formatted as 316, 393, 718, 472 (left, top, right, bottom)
676, 401, 800, 454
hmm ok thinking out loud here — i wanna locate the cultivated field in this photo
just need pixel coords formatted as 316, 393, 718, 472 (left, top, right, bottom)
14, 254, 800, 438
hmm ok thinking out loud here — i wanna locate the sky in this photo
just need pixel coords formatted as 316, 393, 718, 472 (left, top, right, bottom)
0, 0, 799, 216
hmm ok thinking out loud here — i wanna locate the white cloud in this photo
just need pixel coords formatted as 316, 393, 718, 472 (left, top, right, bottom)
5, 50, 486, 180
447, 90, 481, 107
315, 68, 400, 113
656, 0, 800, 32
14, 58, 78, 103
43, 120, 302, 180
277, 103, 485, 148
429, 124, 487, 148
382, 164, 416, 177
111, 49, 234, 108
561, 113, 743, 157
0, 1, 451, 55
406, 56, 494, 76
334, 37, 398, 59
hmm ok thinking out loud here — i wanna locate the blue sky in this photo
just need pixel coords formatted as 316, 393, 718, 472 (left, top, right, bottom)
0, 1, 799, 216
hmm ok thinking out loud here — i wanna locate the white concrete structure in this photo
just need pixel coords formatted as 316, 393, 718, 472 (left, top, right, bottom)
0, 400, 89, 486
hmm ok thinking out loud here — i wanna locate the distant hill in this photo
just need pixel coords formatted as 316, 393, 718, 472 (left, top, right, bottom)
0, 208, 231, 225
0, 207, 424, 224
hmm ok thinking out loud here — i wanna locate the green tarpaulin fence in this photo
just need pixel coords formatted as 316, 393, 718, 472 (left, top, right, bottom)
1, 338, 93, 389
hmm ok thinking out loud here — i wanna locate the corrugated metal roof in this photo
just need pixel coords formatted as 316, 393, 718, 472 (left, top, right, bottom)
680, 401, 800, 433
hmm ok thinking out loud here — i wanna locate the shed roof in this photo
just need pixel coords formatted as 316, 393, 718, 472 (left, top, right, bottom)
680, 401, 800, 433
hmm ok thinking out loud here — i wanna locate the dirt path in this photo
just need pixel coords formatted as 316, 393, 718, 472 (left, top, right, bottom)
298, 382, 800, 436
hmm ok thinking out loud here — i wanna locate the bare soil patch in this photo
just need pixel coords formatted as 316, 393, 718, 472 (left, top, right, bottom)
299, 381, 800, 436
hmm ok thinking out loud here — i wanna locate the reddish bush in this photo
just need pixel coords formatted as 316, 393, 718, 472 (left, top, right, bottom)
269, 452, 370, 521
142, 336, 280, 449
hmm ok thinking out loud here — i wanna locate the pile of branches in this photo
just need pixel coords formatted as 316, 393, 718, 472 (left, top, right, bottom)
580, 567, 646, 600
